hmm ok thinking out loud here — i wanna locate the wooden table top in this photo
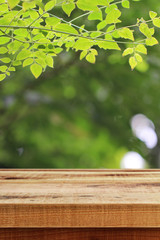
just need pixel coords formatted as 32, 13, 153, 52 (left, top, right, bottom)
0, 169, 160, 228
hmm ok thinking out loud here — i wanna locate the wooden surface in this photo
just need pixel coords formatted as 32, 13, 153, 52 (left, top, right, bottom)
0, 169, 160, 227
1, 228, 160, 240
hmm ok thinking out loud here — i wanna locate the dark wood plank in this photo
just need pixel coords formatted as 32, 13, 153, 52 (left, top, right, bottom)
0, 228, 160, 240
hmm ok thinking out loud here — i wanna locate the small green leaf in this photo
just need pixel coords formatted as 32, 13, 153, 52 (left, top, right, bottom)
86, 53, 96, 63
122, 48, 134, 56
97, 20, 107, 30
146, 37, 158, 46
0, 3, 8, 11
105, 8, 121, 24
0, 57, 11, 63
29, 9, 39, 20
0, 47, 8, 54
8, 66, 15, 71
90, 49, 98, 55
7, 0, 20, 9
22, 1, 36, 11
36, 58, 46, 68
135, 53, 143, 62
149, 11, 157, 19
129, 56, 137, 70
0, 73, 6, 81
88, 10, 102, 21
23, 58, 33, 67
98, 35, 121, 50
139, 23, 153, 38
135, 44, 147, 54
45, 17, 60, 26
0, 65, 7, 72
153, 18, 160, 28
74, 38, 93, 51
45, 0, 56, 11
45, 55, 54, 68
0, 37, 10, 45
80, 50, 88, 60
14, 29, 28, 37
12, 60, 21, 66
77, 0, 98, 11
62, 2, 75, 17
118, 27, 134, 41
55, 24, 78, 35
122, 0, 130, 8
17, 49, 31, 60
30, 63, 42, 78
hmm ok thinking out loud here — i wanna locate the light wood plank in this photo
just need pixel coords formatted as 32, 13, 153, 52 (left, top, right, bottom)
0, 169, 160, 227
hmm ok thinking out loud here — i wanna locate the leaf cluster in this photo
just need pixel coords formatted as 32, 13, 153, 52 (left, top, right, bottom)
0, 0, 159, 80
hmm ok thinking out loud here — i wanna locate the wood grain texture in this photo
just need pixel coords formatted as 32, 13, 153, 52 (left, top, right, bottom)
0, 228, 160, 240
0, 169, 160, 227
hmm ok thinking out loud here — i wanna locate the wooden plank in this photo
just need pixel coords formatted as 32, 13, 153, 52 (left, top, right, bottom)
0, 228, 160, 240
0, 169, 160, 227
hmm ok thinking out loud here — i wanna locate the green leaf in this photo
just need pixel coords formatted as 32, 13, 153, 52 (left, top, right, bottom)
8, 66, 15, 71
14, 29, 28, 37
146, 37, 158, 46
129, 56, 137, 70
135, 44, 147, 54
0, 47, 8, 54
74, 38, 93, 51
80, 50, 88, 60
98, 40, 120, 50
122, 0, 130, 8
0, 37, 10, 45
0, 57, 11, 63
90, 49, 98, 55
22, 1, 36, 11
98, 35, 120, 50
118, 27, 134, 41
77, 0, 98, 11
62, 2, 75, 17
29, 9, 39, 20
55, 24, 78, 35
0, 3, 8, 12
90, 32, 101, 38
0, 73, 6, 81
0, 65, 7, 72
8, 67, 16, 72
88, 10, 102, 21
149, 11, 157, 19
105, 8, 121, 24
45, 17, 60, 26
97, 20, 107, 30
86, 53, 96, 63
45, 0, 56, 11
12, 60, 21, 66
122, 48, 134, 56
139, 23, 153, 38
45, 55, 54, 68
7, 0, 20, 9
16, 49, 31, 60
23, 58, 34, 67
135, 53, 143, 62
153, 18, 160, 28
30, 63, 42, 78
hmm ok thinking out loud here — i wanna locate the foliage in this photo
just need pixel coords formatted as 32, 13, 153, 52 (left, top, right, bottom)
0, 0, 160, 81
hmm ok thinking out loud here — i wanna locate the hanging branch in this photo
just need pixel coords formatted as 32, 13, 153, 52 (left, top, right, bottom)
0, 0, 159, 81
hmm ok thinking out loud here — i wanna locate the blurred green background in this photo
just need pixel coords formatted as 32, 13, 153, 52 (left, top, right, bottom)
0, 0, 160, 169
